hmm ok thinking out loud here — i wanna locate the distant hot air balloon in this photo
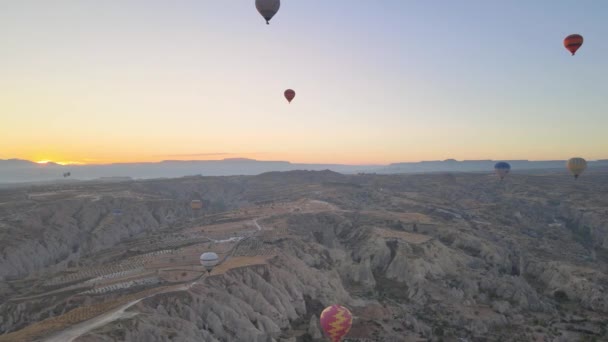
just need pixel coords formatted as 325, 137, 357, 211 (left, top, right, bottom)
191, 200, 203, 210
320, 305, 353, 342
200, 252, 219, 273
494, 162, 511, 180
284, 89, 295, 103
564, 34, 583, 56
567, 157, 587, 179
256, 0, 280, 25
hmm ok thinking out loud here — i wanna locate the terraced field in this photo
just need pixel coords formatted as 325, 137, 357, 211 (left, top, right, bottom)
0, 196, 334, 341
0, 285, 186, 342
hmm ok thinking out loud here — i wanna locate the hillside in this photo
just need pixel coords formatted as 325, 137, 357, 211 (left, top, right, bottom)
1, 171, 607, 341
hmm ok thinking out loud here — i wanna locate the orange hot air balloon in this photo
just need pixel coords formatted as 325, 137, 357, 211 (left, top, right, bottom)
320, 305, 353, 342
190, 200, 203, 210
284, 89, 295, 103
564, 34, 583, 56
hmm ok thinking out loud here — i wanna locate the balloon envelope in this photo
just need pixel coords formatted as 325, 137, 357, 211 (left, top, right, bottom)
567, 157, 587, 179
191, 200, 203, 210
284, 89, 295, 103
494, 162, 511, 180
200, 252, 219, 272
320, 305, 353, 342
255, 0, 280, 24
564, 34, 583, 55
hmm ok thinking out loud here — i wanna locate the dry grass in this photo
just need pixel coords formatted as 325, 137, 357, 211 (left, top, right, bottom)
159, 269, 204, 283
0, 286, 174, 342
185, 220, 256, 238
389, 212, 434, 223
373, 227, 432, 244
363, 210, 434, 224
3, 255, 277, 340
297, 199, 340, 212
210, 256, 273, 276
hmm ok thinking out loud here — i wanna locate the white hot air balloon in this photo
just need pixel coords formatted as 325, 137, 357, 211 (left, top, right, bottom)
255, 0, 280, 25
200, 252, 219, 273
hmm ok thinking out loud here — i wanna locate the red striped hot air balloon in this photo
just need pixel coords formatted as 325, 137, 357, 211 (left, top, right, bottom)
320, 305, 352, 342
564, 34, 583, 56
284, 89, 295, 103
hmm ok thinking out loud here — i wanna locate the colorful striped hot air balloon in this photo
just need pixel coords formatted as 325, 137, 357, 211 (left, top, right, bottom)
564, 34, 583, 56
567, 157, 587, 179
284, 89, 295, 103
494, 162, 511, 180
320, 305, 353, 342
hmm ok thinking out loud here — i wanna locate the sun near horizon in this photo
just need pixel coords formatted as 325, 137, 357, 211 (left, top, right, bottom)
35, 160, 85, 166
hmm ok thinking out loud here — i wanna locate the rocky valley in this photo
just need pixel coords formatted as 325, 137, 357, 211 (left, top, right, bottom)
1, 170, 607, 341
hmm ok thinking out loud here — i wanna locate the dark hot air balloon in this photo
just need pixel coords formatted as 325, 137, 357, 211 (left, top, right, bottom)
256, 0, 280, 25
284, 89, 295, 103
564, 34, 583, 56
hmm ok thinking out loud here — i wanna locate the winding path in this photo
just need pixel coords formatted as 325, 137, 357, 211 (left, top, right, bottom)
253, 218, 262, 231
43, 284, 191, 342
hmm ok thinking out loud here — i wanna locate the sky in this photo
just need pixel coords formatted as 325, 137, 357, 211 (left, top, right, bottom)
1, 1, 607, 165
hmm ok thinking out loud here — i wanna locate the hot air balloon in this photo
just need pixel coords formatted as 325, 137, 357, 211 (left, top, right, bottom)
256, 0, 280, 25
567, 157, 587, 179
564, 34, 583, 56
284, 89, 295, 103
320, 305, 353, 342
494, 162, 511, 180
191, 200, 203, 210
200, 252, 219, 273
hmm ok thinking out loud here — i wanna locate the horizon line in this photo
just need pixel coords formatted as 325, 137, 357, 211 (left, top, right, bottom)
2, 157, 607, 167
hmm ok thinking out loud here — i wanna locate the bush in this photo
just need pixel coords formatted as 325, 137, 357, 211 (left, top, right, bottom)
554, 290, 569, 302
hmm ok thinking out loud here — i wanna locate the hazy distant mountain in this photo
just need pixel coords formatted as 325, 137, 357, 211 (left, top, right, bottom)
0, 158, 378, 183
0, 159, 40, 167
379, 159, 608, 174
2, 158, 608, 184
